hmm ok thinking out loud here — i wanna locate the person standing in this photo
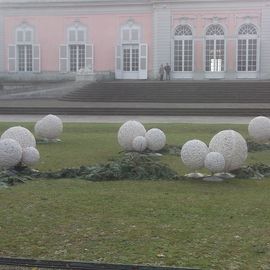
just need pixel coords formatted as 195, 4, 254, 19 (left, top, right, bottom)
164, 63, 171, 80
159, 64, 164, 81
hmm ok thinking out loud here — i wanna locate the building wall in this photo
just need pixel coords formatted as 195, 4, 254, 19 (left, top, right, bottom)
0, 0, 269, 80
0, 12, 4, 73
260, 6, 270, 79
4, 13, 153, 73
169, 8, 261, 79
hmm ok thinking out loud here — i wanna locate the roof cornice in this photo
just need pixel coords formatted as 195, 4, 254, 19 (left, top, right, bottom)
0, 0, 152, 9
0, 0, 269, 9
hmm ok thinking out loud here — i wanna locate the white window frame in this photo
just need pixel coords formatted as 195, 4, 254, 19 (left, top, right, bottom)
204, 24, 226, 79
16, 25, 34, 44
173, 24, 194, 74
236, 23, 259, 76
121, 24, 141, 44
69, 44, 86, 72
204, 24, 226, 72
10, 24, 40, 73
116, 20, 147, 79
17, 44, 33, 72
61, 23, 93, 73
67, 24, 87, 44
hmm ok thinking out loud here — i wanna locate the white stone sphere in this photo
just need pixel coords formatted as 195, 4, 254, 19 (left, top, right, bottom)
0, 139, 23, 169
34, 120, 43, 138
1, 126, 36, 149
34, 114, 63, 140
145, 128, 166, 151
117, 120, 146, 151
21, 147, 40, 166
132, 136, 147, 152
209, 130, 248, 172
204, 152, 225, 173
248, 116, 270, 144
181, 139, 209, 170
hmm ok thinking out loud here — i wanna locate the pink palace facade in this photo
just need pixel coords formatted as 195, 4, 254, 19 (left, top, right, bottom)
0, 0, 270, 80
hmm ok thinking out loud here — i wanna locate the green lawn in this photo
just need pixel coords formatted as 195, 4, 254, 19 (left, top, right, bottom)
0, 122, 270, 270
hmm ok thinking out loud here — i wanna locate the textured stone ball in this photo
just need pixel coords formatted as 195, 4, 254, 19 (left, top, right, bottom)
204, 152, 225, 173
248, 116, 270, 143
1, 126, 36, 149
132, 136, 147, 152
34, 114, 63, 140
209, 130, 248, 172
117, 120, 146, 151
181, 139, 209, 170
145, 128, 166, 151
0, 139, 23, 169
21, 147, 40, 166
34, 120, 42, 139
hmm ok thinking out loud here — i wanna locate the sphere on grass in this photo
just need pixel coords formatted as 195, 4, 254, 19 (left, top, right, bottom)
34, 114, 63, 140
21, 147, 40, 166
117, 120, 146, 151
181, 139, 209, 170
34, 120, 42, 139
0, 139, 22, 169
248, 116, 270, 144
209, 130, 248, 172
1, 126, 36, 149
204, 152, 225, 173
145, 128, 166, 151
132, 136, 147, 152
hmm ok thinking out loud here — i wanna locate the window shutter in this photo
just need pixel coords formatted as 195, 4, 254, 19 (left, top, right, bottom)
85, 44, 93, 72
139, 43, 147, 70
59, 44, 68, 73
8, 45, 16, 72
115, 44, 122, 79
33, 44, 40, 73
139, 43, 147, 79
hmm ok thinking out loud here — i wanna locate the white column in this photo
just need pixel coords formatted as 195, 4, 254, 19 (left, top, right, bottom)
153, 4, 171, 78
260, 6, 270, 79
0, 13, 4, 72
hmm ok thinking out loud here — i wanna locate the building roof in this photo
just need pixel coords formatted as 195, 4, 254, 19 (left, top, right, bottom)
0, 0, 268, 9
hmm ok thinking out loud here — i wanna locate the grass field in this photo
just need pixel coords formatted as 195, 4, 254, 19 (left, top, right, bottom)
0, 122, 270, 270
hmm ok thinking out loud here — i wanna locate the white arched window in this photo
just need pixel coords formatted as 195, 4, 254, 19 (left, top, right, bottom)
237, 24, 258, 72
174, 25, 193, 72
59, 23, 93, 73
115, 20, 147, 79
8, 23, 40, 72
205, 24, 225, 72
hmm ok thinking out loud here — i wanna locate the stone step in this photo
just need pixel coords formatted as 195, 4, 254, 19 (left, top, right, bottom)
0, 106, 269, 116
60, 81, 270, 103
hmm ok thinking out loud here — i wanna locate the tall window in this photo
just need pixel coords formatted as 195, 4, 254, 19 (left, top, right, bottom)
121, 23, 140, 72
18, 44, 32, 72
123, 45, 139, 71
205, 24, 225, 72
16, 25, 34, 72
174, 25, 193, 72
237, 24, 258, 72
59, 23, 93, 73
8, 23, 40, 73
115, 19, 147, 79
68, 25, 86, 72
